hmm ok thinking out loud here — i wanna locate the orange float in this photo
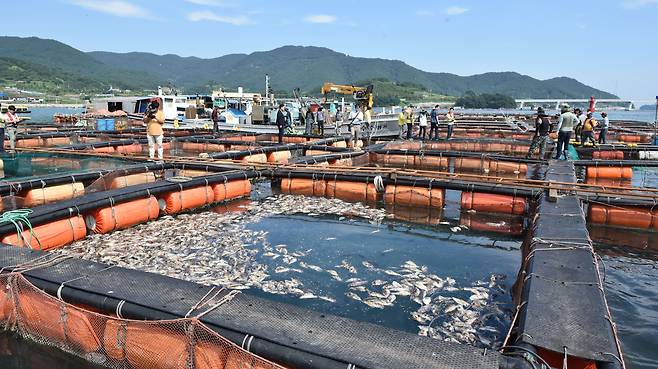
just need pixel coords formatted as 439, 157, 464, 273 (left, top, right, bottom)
103, 320, 226, 369
414, 156, 448, 169
283, 136, 306, 144
15, 139, 41, 148
115, 143, 143, 154
459, 212, 524, 235
330, 158, 353, 166
386, 204, 443, 226
383, 154, 415, 167
454, 157, 487, 171
488, 161, 527, 174
17, 288, 100, 353
212, 180, 252, 202
588, 204, 657, 230
24, 183, 85, 207
182, 142, 206, 151
326, 181, 377, 203
42, 137, 71, 146
205, 144, 225, 152
93, 146, 116, 153
306, 150, 331, 156
460, 192, 526, 215
160, 186, 214, 214
110, 173, 156, 189
384, 185, 445, 208
586, 167, 632, 179
330, 141, 347, 148
279, 178, 326, 197
267, 151, 291, 164
87, 196, 159, 234
1, 216, 87, 250
240, 153, 268, 164
177, 169, 211, 178
592, 151, 624, 160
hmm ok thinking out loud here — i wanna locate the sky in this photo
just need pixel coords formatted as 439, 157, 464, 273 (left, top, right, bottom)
2, 0, 657, 99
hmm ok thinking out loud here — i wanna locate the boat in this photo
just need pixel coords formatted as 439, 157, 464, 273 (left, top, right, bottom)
1, 104, 30, 114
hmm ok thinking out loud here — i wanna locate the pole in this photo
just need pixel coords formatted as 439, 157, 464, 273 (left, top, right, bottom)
654, 96, 658, 145
265, 74, 269, 103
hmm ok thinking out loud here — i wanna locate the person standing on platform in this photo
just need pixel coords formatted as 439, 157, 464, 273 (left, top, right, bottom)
347, 106, 364, 146
0, 103, 5, 153
598, 112, 609, 144
397, 109, 406, 138
554, 105, 578, 160
404, 105, 414, 139
143, 100, 165, 160
3, 105, 20, 151
211, 105, 221, 135
418, 110, 428, 140
445, 107, 456, 139
581, 112, 597, 145
316, 107, 325, 137
275, 103, 288, 144
304, 108, 315, 135
429, 105, 440, 140
526, 107, 552, 159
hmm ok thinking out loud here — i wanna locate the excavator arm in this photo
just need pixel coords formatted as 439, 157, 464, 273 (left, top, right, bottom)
321, 82, 374, 110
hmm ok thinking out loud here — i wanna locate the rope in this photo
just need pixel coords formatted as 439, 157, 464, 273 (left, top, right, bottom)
373, 175, 385, 193
0, 209, 43, 249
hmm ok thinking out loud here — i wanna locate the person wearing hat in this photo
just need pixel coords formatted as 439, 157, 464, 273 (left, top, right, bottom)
275, 103, 288, 143
143, 99, 165, 160
526, 107, 552, 159
598, 112, 609, 144
554, 105, 578, 160
404, 105, 415, 139
581, 112, 597, 145
2, 105, 20, 151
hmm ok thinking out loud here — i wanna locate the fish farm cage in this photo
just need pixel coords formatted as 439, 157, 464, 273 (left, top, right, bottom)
2, 114, 656, 369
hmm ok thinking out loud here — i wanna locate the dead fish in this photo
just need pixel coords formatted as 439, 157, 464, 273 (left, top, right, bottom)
370, 230, 380, 234
274, 267, 290, 274
319, 296, 336, 303
325, 237, 337, 241
346, 292, 362, 301
450, 226, 462, 233
327, 270, 342, 281
383, 270, 401, 277
300, 293, 317, 299
382, 248, 394, 254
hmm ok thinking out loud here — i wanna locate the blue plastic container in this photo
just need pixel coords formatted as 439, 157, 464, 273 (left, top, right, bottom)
105, 118, 116, 131
96, 119, 106, 131
653, 136, 658, 146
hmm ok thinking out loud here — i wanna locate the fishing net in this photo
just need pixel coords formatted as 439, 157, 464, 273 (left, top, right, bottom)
0, 273, 286, 369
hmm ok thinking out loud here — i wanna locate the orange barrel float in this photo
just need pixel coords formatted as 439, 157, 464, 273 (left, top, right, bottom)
385, 204, 443, 226
306, 150, 332, 156
24, 182, 85, 207
488, 160, 527, 174
86, 196, 160, 234
205, 144, 225, 152
385, 141, 422, 150
15, 139, 41, 148
42, 137, 71, 146
589, 224, 658, 251
588, 204, 658, 230
617, 134, 643, 143
181, 142, 206, 151
93, 146, 116, 153
212, 179, 252, 202
382, 154, 415, 167
110, 172, 157, 189
279, 178, 326, 197
17, 286, 100, 353
424, 142, 449, 150
330, 158, 354, 166
459, 212, 524, 235
160, 185, 215, 214
586, 166, 632, 179
585, 177, 632, 187
240, 153, 268, 164
326, 180, 377, 203
384, 185, 445, 208
592, 150, 624, 160
454, 157, 488, 171
267, 151, 291, 164
414, 156, 448, 170
115, 143, 143, 154
329, 141, 347, 148
1, 216, 87, 250
282, 136, 306, 144
460, 192, 526, 215
177, 169, 211, 178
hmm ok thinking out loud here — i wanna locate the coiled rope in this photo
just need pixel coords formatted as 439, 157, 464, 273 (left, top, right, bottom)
0, 209, 43, 249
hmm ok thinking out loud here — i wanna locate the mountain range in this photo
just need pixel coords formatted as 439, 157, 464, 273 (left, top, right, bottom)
0, 36, 617, 99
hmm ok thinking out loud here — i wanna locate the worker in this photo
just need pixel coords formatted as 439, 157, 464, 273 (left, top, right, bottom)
397, 109, 406, 139
445, 107, 456, 139
581, 112, 597, 145
573, 108, 585, 144
554, 105, 578, 160
418, 110, 428, 140
598, 112, 609, 144
316, 107, 325, 136
335, 108, 343, 134
404, 105, 414, 139
211, 105, 221, 135
143, 100, 165, 160
0, 103, 4, 153
347, 106, 364, 147
3, 105, 20, 151
304, 108, 315, 135
275, 103, 288, 143
526, 107, 552, 159
429, 105, 440, 140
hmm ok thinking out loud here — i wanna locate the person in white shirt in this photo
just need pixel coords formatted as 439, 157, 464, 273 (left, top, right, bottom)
598, 112, 609, 144
418, 110, 428, 139
2, 105, 20, 151
554, 105, 579, 160
347, 106, 364, 146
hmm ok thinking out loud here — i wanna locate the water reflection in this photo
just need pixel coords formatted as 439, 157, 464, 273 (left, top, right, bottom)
0, 332, 104, 369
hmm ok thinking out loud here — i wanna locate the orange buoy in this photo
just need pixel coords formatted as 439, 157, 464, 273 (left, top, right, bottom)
104, 320, 227, 369
589, 204, 657, 230
212, 179, 252, 202
326, 181, 377, 203
330, 141, 347, 148
384, 185, 445, 208
15, 139, 41, 148
306, 150, 332, 156
280, 178, 326, 197
424, 142, 449, 151
42, 137, 71, 146
115, 143, 143, 154
177, 169, 211, 178
87, 196, 159, 234
383, 154, 415, 167
592, 151, 624, 160
460, 192, 526, 215
459, 212, 524, 235
24, 183, 85, 207
283, 136, 306, 144
537, 347, 597, 369
454, 157, 488, 171
414, 156, 448, 169
586, 166, 632, 179
204, 143, 225, 152
618, 134, 642, 143
160, 186, 214, 214
1, 216, 86, 250
93, 146, 116, 153
182, 142, 206, 151
110, 173, 156, 189
241, 153, 268, 164
488, 160, 527, 174
267, 151, 291, 164
16, 287, 101, 353
385, 141, 422, 150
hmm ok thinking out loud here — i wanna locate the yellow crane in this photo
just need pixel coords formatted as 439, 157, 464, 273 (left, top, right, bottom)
320, 82, 374, 110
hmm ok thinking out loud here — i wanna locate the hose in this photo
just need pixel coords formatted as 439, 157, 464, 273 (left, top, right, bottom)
0, 209, 42, 249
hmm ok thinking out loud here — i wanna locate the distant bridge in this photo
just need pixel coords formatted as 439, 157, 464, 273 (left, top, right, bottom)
515, 98, 635, 110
